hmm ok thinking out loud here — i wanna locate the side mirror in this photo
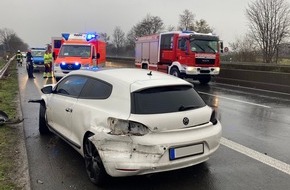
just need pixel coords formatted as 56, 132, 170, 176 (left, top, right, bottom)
220, 41, 224, 53
41, 85, 53, 94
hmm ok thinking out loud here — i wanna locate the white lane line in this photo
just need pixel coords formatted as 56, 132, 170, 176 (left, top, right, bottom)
221, 137, 290, 176
198, 91, 271, 108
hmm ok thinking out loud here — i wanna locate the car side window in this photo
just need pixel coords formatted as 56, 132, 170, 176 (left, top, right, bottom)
55, 76, 88, 97
79, 78, 112, 99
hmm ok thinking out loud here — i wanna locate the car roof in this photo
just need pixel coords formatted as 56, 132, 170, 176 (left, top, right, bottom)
67, 68, 193, 92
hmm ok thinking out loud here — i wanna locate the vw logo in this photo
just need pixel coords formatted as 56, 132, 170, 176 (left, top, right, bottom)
183, 117, 189, 125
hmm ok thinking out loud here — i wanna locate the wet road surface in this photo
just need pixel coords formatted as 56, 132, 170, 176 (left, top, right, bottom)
18, 62, 290, 190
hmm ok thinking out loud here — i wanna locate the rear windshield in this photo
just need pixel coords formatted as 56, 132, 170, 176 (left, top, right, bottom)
131, 85, 206, 114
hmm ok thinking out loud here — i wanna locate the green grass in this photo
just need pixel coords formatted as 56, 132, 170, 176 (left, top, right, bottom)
0, 60, 22, 190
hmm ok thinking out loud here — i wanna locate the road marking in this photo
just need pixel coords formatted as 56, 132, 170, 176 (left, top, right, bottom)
198, 91, 271, 108
221, 137, 290, 176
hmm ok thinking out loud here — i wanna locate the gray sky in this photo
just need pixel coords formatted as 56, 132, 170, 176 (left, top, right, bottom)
0, 0, 277, 48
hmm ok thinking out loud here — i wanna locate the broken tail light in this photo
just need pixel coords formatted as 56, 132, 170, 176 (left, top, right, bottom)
108, 118, 150, 136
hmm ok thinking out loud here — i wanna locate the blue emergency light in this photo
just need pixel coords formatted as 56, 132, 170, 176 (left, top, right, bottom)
86, 33, 98, 41
62, 33, 70, 40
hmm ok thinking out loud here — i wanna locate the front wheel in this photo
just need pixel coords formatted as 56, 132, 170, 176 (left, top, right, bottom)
198, 75, 211, 84
39, 103, 50, 134
170, 67, 181, 78
84, 136, 108, 186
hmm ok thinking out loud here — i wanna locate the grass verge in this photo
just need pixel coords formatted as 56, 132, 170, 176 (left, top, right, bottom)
0, 60, 22, 190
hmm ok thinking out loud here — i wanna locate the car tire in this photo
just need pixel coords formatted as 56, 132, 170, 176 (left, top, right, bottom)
84, 135, 108, 186
170, 67, 181, 78
39, 102, 50, 135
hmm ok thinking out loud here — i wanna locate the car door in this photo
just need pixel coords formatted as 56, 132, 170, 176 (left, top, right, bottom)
69, 78, 113, 147
176, 37, 193, 65
47, 75, 88, 140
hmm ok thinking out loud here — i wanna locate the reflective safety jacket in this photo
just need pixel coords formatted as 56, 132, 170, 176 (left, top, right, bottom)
44, 52, 53, 64
16, 53, 22, 61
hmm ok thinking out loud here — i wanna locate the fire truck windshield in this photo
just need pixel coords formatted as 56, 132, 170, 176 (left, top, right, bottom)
189, 39, 218, 53
59, 45, 91, 58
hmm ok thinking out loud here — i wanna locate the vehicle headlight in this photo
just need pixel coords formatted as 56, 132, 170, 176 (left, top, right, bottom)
108, 118, 150, 136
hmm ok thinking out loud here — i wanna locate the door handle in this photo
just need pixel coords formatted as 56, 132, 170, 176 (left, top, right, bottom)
65, 108, 73, 113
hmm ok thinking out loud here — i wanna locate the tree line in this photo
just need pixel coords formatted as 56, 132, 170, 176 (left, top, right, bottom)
105, 9, 213, 57
0, 28, 28, 58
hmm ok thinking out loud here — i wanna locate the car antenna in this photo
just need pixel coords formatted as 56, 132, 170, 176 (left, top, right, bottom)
147, 71, 152, 76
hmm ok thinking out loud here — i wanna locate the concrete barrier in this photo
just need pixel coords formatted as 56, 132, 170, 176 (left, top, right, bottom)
106, 57, 290, 94
215, 62, 290, 94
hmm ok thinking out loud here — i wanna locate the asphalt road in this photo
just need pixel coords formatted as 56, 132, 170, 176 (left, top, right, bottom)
18, 62, 290, 190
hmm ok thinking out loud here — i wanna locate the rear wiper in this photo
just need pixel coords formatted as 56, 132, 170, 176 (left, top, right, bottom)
178, 105, 198, 111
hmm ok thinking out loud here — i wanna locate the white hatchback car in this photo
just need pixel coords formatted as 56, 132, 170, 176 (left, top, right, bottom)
37, 68, 222, 185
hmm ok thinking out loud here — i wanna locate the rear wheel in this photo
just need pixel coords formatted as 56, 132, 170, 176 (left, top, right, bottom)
39, 103, 50, 134
170, 67, 181, 78
198, 75, 211, 84
84, 135, 108, 186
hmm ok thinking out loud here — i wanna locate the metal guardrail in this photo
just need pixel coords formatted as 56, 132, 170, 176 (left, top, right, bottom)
0, 56, 15, 79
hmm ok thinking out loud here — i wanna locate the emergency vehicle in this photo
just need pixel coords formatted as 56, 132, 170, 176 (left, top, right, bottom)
51, 37, 63, 61
135, 31, 223, 84
53, 32, 106, 80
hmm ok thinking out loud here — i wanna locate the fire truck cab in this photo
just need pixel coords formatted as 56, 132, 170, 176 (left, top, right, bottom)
135, 31, 223, 84
51, 37, 63, 61
54, 32, 106, 80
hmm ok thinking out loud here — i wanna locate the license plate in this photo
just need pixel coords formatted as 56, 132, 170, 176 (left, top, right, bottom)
169, 143, 204, 160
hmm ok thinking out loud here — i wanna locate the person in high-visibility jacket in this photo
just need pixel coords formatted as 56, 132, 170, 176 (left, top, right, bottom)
43, 44, 53, 78
16, 50, 23, 66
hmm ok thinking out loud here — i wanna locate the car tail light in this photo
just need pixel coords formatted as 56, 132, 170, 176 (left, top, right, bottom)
108, 118, 150, 136
210, 109, 218, 125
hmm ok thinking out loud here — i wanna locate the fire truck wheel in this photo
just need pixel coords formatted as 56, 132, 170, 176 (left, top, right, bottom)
170, 67, 181, 78
198, 75, 211, 84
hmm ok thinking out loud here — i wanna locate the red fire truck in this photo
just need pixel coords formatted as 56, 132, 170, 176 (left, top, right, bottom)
135, 31, 223, 84
54, 32, 106, 80
51, 37, 63, 61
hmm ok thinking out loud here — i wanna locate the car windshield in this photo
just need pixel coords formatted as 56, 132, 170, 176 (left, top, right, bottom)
59, 45, 91, 58
131, 85, 206, 114
31, 50, 45, 57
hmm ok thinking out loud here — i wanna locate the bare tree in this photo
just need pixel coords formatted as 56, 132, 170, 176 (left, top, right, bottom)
178, 9, 195, 31
0, 28, 28, 54
246, 0, 290, 63
112, 26, 125, 54
126, 14, 164, 49
195, 19, 213, 33
135, 14, 164, 36
167, 25, 176, 31
229, 35, 258, 62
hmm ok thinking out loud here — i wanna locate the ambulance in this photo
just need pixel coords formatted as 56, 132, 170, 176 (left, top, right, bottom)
53, 32, 106, 80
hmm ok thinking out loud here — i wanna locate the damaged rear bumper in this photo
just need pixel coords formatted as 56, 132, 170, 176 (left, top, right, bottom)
89, 122, 222, 177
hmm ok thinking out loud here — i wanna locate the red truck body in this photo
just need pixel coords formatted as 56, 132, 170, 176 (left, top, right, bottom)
135, 31, 223, 84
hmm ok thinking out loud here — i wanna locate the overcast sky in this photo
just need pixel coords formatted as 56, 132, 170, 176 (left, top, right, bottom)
1, 0, 287, 48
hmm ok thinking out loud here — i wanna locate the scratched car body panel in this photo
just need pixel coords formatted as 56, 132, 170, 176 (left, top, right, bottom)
39, 68, 222, 185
